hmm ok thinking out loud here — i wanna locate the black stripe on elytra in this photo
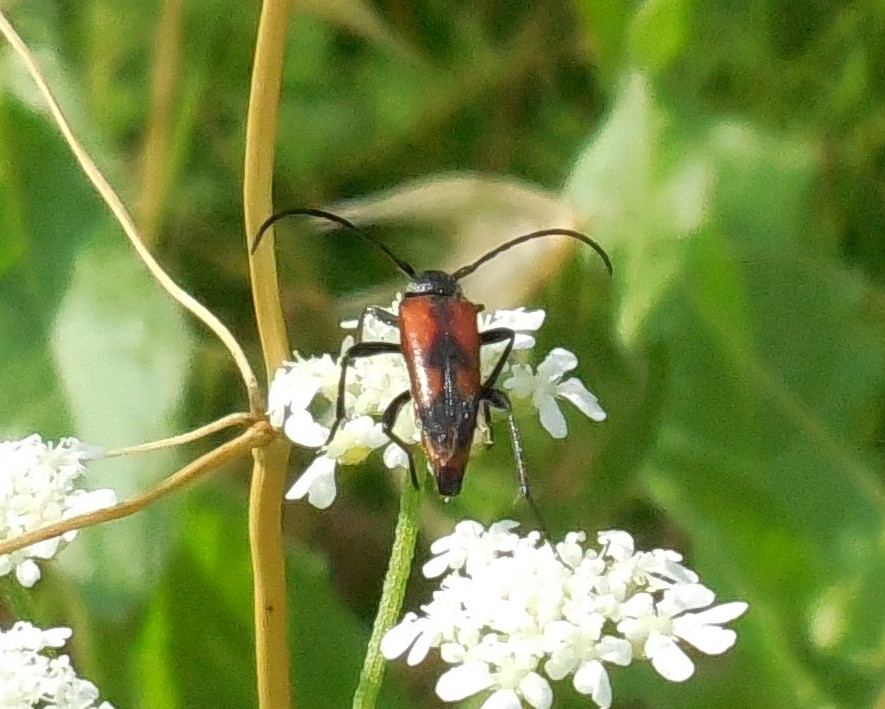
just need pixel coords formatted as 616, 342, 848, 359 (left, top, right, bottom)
421, 298, 476, 369
420, 393, 478, 450
425, 332, 473, 369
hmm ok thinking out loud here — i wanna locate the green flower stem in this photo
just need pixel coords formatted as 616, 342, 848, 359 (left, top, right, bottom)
352, 479, 421, 709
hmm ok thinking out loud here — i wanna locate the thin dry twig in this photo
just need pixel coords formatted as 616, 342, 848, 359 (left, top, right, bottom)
0, 10, 263, 413
104, 412, 255, 457
0, 421, 275, 559
136, 0, 184, 244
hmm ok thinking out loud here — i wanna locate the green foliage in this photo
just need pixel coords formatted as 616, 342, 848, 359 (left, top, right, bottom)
1, 0, 883, 707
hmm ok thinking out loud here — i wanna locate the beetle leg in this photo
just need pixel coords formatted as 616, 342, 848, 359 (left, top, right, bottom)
474, 328, 516, 447
479, 327, 516, 390
327, 341, 402, 444
381, 390, 419, 489
482, 387, 552, 538
478, 400, 494, 447
482, 389, 527, 492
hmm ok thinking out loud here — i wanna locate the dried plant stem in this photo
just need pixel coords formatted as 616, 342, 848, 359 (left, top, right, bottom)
104, 412, 255, 457
0, 9, 261, 413
0, 421, 274, 559
243, 0, 295, 707
136, 0, 184, 243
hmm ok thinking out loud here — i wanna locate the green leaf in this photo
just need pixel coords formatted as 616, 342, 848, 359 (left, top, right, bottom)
565, 73, 714, 345
629, 0, 692, 72
574, 0, 633, 84
129, 487, 257, 709
565, 69, 885, 707
0, 96, 104, 435
125, 486, 416, 709
50, 232, 193, 614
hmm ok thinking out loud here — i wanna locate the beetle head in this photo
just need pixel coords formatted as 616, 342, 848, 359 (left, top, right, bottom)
406, 270, 462, 297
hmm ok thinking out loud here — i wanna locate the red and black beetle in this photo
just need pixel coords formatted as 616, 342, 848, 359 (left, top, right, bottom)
253, 208, 611, 502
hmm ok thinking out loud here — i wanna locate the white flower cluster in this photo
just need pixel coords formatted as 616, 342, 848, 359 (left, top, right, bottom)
0, 435, 116, 587
382, 521, 748, 709
0, 621, 114, 708
267, 300, 606, 508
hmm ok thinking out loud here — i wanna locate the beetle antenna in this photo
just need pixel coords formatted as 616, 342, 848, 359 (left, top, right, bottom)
452, 228, 612, 281
252, 207, 417, 279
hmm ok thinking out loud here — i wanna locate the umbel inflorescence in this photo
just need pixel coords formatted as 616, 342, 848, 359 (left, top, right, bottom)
382, 521, 748, 709
0, 434, 117, 707
0, 435, 115, 587
266, 299, 748, 708
0, 622, 114, 708
267, 299, 606, 506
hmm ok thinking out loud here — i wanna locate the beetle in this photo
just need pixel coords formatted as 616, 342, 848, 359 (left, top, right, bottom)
253, 208, 611, 504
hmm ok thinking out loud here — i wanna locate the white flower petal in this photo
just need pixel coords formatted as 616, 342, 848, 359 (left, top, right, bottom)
674, 622, 737, 655
573, 660, 612, 708
514, 308, 546, 330
327, 416, 387, 463
70, 487, 117, 512
478, 308, 546, 351
502, 364, 537, 398
382, 443, 410, 470
64, 488, 118, 541
687, 601, 749, 625
381, 613, 421, 659
436, 663, 495, 701
538, 396, 568, 438
481, 688, 524, 709
422, 554, 453, 579
556, 378, 606, 421
519, 671, 553, 709
283, 410, 329, 448
365, 425, 391, 449
15, 559, 41, 588
660, 584, 716, 615
285, 456, 337, 509
30, 537, 61, 559
287, 376, 324, 413
41, 625, 74, 647
0, 556, 12, 576
596, 636, 632, 666
538, 347, 578, 379
646, 634, 695, 682
640, 549, 699, 586
267, 363, 326, 425
485, 307, 546, 332
513, 333, 537, 349
543, 653, 573, 681
598, 530, 635, 558
407, 633, 432, 666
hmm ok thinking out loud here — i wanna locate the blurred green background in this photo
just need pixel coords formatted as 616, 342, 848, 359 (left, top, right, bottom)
1, 0, 884, 707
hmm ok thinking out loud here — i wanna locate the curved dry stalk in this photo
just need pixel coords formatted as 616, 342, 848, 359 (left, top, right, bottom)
0, 421, 274, 559
104, 412, 255, 457
244, 27, 290, 369
0, 10, 262, 413
136, 0, 184, 244
243, 0, 296, 707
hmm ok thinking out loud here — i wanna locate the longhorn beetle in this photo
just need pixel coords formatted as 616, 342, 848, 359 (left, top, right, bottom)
253, 209, 611, 508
